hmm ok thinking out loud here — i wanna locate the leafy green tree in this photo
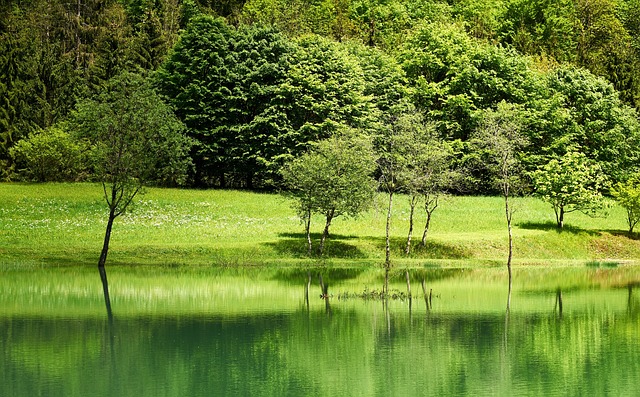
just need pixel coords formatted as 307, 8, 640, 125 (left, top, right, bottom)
156, 15, 236, 186
350, 0, 416, 48
158, 17, 374, 188
240, 0, 319, 37
283, 35, 374, 144
281, 131, 377, 255
347, 43, 409, 121
9, 126, 86, 182
612, 173, 640, 235
400, 21, 542, 149
539, 66, 640, 184
575, 0, 637, 105
531, 151, 608, 229
499, 0, 578, 63
226, 24, 295, 187
451, 0, 505, 40
0, 4, 54, 173
71, 72, 192, 267
395, 111, 457, 254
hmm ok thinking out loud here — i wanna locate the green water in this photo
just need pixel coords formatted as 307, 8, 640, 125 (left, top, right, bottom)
1, 266, 640, 396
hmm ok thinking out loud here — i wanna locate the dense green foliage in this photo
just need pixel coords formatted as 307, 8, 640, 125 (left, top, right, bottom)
2, 0, 640, 195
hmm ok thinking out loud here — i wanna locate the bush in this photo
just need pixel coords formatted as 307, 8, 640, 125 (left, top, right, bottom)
612, 173, 640, 234
9, 126, 86, 182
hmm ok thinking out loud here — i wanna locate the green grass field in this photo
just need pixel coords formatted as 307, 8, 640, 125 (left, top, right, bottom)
1, 182, 639, 269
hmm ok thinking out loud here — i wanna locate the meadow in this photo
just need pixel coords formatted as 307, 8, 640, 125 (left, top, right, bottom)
1, 182, 639, 269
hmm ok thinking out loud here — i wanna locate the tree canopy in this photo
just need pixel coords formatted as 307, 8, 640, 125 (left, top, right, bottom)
70, 71, 192, 266
2, 0, 640, 197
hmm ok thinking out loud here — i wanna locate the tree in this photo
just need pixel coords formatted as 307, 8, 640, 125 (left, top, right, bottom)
539, 66, 640, 184
531, 151, 607, 229
281, 131, 377, 255
374, 105, 420, 292
499, 0, 578, 63
396, 112, 456, 254
415, 139, 458, 250
71, 72, 192, 267
157, 17, 373, 188
612, 173, 640, 235
282, 34, 375, 148
575, 0, 637, 105
472, 102, 528, 310
401, 21, 542, 144
155, 15, 237, 186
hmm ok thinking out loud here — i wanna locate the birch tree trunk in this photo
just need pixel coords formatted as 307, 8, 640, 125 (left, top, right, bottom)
405, 195, 418, 254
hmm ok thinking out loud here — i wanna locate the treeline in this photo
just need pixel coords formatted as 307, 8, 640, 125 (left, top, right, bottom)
2, 0, 640, 194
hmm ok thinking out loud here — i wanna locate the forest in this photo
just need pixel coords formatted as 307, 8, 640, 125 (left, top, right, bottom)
2, 0, 640, 199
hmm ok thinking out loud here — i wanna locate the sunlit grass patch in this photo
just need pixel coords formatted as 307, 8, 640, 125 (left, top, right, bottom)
0, 183, 639, 268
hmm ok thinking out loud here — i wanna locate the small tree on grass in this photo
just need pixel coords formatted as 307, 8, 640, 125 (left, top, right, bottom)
472, 103, 528, 311
531, 151, 608, 229
400, 116, 457, 254
408, 139, 458, 254
281, 131, 377, 255
612, 173, 640, 235
71, 72, 192, 268
374, 108, 420, 292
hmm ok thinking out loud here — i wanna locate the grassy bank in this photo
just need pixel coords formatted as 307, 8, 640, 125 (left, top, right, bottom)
1, 182, 639, 268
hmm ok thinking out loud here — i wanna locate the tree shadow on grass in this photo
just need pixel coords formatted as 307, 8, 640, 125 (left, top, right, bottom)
517, 221, 601, 236
361, 236, 472, 260
608, 230, 640, 241
265, 232, 367, 259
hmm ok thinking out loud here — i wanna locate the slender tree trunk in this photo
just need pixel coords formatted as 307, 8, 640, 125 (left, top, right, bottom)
555, 289, 563, 317
421, 196, 438, 247
98, 209, 116, 268
304, 271, 311, 309
504, 177, 513, 311
385, 191, 393, 266
405, 195, 418, 254
304, 209, 312, 256
555, 206, 565, 228
421, 213, 431, 247
219, 172, 226, 189
384, 267, 389, 297
506, 199, 513, 312
319, 209, 334, 255
75, 0, 81, 68
384, 191, 394, 295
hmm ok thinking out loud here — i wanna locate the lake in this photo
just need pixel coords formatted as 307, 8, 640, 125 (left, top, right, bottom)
1, 265, 639, 396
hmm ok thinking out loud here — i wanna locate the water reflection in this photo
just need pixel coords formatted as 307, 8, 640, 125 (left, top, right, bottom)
555, 288, 563, 318
2, 267, 640, 396
628, 282, 640, 314
98, 266, 113, 321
